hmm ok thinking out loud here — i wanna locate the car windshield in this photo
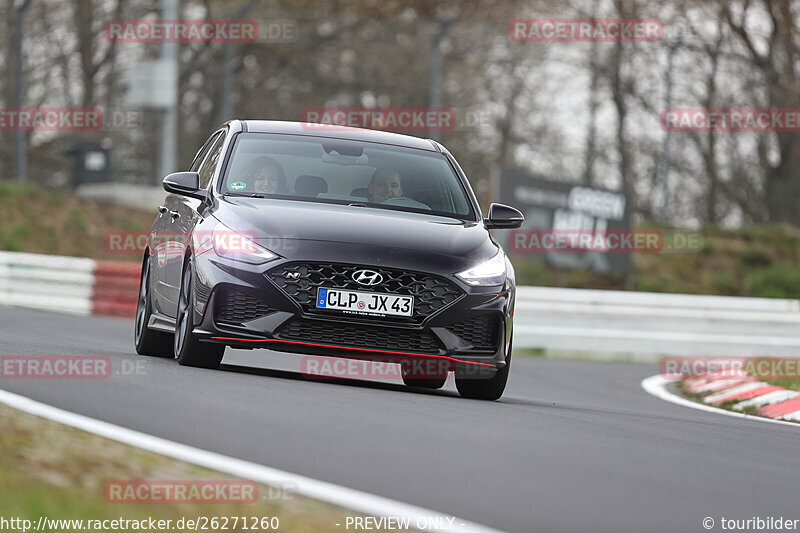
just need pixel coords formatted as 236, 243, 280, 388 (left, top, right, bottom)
220, 133, 474, 219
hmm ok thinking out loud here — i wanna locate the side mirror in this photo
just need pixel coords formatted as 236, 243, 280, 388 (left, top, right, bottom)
484, 203, 524, 229
163, 172, 207, 201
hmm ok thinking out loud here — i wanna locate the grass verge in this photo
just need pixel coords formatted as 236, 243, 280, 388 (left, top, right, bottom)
0, 404, 362, 531
0, 182, 153, 261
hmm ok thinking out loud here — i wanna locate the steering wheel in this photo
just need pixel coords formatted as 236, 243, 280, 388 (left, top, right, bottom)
381, 197, 431, 209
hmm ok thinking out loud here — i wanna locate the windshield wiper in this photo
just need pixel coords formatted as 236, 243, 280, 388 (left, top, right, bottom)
223, 192, 266, 198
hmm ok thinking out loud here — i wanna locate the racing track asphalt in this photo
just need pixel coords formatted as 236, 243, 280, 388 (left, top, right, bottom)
1, 305, 799, 533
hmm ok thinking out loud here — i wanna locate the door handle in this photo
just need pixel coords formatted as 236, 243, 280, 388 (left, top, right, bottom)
158, 205, 168, 215
169, 211, 181, 221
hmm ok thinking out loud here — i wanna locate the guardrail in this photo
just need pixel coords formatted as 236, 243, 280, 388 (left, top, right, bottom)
515, 287, 800, 358
516, 286, 800, 319
0, 251, 139, 318
2, 251, 799, 358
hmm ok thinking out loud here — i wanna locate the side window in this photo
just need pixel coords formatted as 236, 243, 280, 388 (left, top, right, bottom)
190, 132, 221, 172
198, 133, 226, 188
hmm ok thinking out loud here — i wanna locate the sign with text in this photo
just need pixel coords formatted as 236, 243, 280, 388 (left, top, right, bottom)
498, 168, 632, 274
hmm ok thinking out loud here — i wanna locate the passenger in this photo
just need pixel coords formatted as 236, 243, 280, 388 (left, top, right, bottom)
240, 156, 288, 194
367, 168, 403, 203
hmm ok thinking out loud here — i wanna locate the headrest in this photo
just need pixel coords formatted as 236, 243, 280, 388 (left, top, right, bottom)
294, 175, 328, 196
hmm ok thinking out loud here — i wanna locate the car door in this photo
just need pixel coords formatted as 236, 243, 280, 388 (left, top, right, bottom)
152, 131, 222, 315
163, 130, 227, 316
149, 195, 173, 316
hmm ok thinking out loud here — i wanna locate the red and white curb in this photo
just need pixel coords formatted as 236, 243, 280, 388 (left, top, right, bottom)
0, 251, 139, 318
642, 374, 800, 426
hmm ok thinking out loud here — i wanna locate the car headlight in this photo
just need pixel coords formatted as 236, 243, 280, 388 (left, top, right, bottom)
456, 250, 507, 286
211, 224, 278, 265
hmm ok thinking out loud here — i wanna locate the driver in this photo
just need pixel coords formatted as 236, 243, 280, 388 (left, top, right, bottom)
240, 156, 288, 194
367, 168, 403, 203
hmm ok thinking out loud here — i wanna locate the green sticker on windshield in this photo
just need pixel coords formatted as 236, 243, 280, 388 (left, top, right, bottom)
230, 181, 246, 190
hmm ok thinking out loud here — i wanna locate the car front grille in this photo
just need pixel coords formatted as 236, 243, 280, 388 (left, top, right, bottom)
215, 287, 277, 324
444, 315, 499, 351
266, 262, 462, 323
276, 319, 442, 353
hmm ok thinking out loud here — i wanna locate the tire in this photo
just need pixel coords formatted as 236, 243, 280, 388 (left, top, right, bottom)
455, 335, 512, 401
401, 361, 448, 390
174, 257, 225, 369
134, 257, 174, 357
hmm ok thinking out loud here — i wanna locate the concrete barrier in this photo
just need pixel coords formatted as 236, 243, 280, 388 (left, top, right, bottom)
0, 251, 139, 319
515, 287, 800, 359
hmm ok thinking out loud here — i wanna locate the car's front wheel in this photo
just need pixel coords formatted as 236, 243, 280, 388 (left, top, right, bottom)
174, 257, 225, 369
401, 361, 448, 390
455, 335, 512, 401
134, 257, 173, 357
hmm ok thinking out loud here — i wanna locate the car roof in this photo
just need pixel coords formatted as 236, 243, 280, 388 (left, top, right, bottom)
239, 120, 439, 152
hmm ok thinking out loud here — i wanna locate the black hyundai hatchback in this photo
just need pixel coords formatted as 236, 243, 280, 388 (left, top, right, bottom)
135, 120, 523, 400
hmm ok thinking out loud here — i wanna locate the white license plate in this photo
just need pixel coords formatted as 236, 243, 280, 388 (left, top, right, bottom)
316, 288, 413, 317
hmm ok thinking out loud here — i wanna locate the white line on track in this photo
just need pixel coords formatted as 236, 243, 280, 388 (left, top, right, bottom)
640, 375, 800, 429
0, 388, 505, 533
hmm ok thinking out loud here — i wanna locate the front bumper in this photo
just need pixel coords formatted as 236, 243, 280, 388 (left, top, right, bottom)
189, 253, 514, 375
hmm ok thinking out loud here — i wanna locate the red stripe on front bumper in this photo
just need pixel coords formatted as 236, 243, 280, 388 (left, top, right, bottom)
209, 336, 496, 368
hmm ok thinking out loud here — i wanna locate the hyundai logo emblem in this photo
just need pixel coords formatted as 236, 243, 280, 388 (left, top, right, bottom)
352, 269, 383, 286
285, 272, 301, 280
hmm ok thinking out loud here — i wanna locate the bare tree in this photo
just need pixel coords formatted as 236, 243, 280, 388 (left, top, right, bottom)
722, 0, 800, 224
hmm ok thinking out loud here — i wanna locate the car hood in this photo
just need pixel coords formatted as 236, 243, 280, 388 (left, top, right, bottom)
211, 197, 497, 270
